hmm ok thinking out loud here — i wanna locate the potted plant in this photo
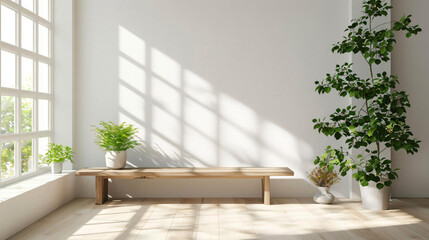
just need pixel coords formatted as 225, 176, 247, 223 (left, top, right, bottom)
93, 121, 139, 169
308, 161, 339, 204
312, 0, 421, 210
40, 143, 74, 174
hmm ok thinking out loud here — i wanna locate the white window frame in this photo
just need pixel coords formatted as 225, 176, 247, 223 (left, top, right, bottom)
0, 0, 53, 186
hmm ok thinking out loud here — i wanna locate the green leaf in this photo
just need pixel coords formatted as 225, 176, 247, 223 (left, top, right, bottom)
349, 125, 357, 133
321, 152, 328, 159
325, 87, 332, 93
314, 158, 320, 164
368, 128, 376, 137
334, 132, 342, 140
376, 183, 384, 189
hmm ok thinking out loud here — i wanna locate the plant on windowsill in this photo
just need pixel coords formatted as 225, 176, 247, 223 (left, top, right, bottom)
40, 143, 74, 174
307, 162, 339, 204
93, 121, 139, 169
312, 0, 421, 210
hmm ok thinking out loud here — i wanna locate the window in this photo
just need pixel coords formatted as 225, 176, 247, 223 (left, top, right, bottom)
0, 0, 52, 185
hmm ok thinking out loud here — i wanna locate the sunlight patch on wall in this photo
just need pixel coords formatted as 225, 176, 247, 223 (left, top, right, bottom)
151, 48, 181, 88
119, 26, 145, 65
184, 70, 216, 107
220, 120, 259, 166
261, 121, 300, 161
184, 126, 216, 166
219, 94, 258, 136
150, 134, 181, 161
183, 98, 217, 140
116, 25, 313, 169
119, 84, 145, 121
152, 106, 181, 145
151, 76, 181, 116
119, 56, 146, 94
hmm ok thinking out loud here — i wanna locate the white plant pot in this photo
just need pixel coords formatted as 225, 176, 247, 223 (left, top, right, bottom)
51, 162, 63, 174
360, 182, 391, 210
105, 151, 127, 169
313, 187, 335, 204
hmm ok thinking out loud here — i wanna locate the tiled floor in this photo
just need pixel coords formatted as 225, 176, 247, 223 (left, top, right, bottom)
10, 198, 429, 240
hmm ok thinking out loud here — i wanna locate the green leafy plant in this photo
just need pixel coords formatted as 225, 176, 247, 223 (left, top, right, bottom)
313, 0, 421, 189
40, 143, 74, 165
93, 121, 139, 152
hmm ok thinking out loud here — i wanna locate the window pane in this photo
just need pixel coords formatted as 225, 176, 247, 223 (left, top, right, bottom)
38, 137, 49, 167
38, 24, 49, 57
21, 0, 34, 12
1, 142, 15, 180
38, 62, 49, 93
21, 16, 34, 51
21, 139, 33, 173
21, 57, 34, 91
21, 98, 33, 132
1, 5, 16, 45
38, 99, 49, 131
38, 0, 50, 21
1, 50, 16, 88
1, 95, 15, 134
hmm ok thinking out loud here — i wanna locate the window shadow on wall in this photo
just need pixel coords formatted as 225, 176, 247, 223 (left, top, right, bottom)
117, 26, 312, 173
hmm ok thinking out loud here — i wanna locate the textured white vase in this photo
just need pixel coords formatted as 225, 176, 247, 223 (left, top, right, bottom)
51, 162, 63, 174
313, 187, 335, 204
105, 151, 127, 169
360, 182, 391, 210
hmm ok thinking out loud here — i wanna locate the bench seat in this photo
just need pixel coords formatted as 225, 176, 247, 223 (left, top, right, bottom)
75, 167, 294, 205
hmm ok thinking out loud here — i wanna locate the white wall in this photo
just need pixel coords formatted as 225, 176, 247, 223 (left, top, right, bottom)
74, 0, 353, 199
391, 0, 429, 197
54, 0, 75, 171
0, 173, 75, 240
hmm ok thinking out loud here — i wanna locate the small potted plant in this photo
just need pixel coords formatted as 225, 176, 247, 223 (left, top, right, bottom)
308, 152, 340, 204
40, 143, 74, 174
93, 121, 139, 169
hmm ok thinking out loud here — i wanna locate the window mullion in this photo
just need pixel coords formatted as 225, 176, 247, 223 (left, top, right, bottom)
16, 96, 21, 176
16, 1, 21, 174
33, 136, 38, 171
35, 0, 38, 16
0, 131, 52, 143
1, 42, 53, 64
34, 98, 38, 169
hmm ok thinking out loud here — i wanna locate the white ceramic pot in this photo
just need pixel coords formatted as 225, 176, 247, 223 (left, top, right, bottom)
105, 151, 127, 169
360, 181, 391, 210
51, 162, 63, 174
313, 187, 335, 204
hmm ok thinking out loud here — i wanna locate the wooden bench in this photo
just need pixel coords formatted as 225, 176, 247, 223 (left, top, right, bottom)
75, 167, 294, 205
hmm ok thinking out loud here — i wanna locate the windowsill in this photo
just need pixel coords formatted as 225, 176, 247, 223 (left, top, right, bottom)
0, 170, 75, 203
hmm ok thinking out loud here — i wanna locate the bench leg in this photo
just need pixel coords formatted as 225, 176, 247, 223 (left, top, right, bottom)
263, 176, 270, 205
261, 177, 265, 199
95, 176, 108, 205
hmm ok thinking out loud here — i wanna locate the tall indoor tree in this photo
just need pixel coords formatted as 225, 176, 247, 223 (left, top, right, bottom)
312, 0, 421, 191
